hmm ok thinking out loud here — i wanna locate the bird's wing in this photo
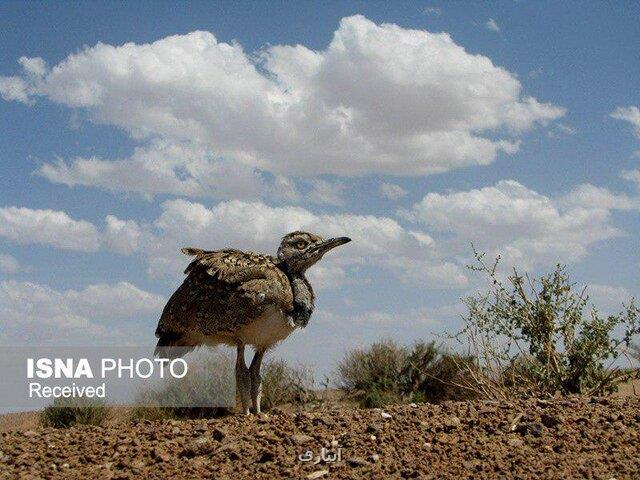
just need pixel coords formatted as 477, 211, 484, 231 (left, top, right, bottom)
155, 248, 294, 339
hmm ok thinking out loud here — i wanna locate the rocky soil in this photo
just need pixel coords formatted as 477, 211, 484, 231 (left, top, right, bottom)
1, 396, 639, 479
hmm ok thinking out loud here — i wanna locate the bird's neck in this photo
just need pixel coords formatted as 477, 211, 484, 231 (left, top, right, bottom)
282, 268, 315, 327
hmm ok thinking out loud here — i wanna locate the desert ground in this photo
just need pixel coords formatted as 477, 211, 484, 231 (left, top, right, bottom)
1, 392, 639, 480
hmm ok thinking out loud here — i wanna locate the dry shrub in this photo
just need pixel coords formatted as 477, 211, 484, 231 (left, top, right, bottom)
261, 359, 316, 411
132, 350, 234, 420
336, 339, 478, 407
40, 397, 109, 428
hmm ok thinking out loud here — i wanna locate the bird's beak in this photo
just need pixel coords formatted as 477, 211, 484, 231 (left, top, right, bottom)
313, 237, 352, 255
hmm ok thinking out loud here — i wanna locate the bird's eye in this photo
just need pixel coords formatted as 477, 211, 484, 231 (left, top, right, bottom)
295, 241, 307, 249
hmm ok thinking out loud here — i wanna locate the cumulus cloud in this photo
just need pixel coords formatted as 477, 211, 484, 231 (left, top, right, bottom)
404, 180, 623, 270
380, 183, 408, 200
3, 15, 562, 181
0, 205, 144, 254
37, 140, 300, 202
620, 169, 640, 186
306, 179, 346, 206
559, 183, 640, 212
145, 198, 466, 288
586, 284, 634, 314
485, 18, 500, 33
0, 254, 20, 275
0, 206, 101, 252
611, 106, 640, 138
0, 280, 164, 344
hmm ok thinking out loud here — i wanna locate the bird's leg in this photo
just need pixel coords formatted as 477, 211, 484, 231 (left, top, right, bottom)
235, 344, 251, 415
249, 349, 265, 414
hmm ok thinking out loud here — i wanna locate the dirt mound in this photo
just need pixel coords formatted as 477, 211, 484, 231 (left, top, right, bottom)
1, 396, 638, 479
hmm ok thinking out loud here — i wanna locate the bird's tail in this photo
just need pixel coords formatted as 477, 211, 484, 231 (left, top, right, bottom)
154, 332, 195, 359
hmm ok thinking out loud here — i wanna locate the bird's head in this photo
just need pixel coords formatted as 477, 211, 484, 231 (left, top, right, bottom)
277, 231, 351, 274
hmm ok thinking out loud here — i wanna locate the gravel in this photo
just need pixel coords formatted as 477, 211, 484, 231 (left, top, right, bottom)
1, 396, 639, 479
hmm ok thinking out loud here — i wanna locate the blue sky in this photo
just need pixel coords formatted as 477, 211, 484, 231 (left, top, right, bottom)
0, 1, 638, 372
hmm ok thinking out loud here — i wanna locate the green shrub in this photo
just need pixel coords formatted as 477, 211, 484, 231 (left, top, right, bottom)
336, 339, 478, 407
39, 397, 109, 428
261, 359, 316, 411
455, 248, 640, 399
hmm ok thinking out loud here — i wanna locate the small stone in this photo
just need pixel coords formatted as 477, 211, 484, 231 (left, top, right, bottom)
171, 427, 181, 435
182, 437, 215, 457
370, 435, 377, 441
444, 416, 461, 430
423, 442, 432, 450
307, 470, 329, 479
509, 413, 524, 432
292, 434, 314, 445
507, 437, 524, 448
371, 454, 380, 462
194, 424, 207, 433
409, 403, 418, 408
23, 430, 38, 438
381, 412, 392, 419
347, 456, 368, 467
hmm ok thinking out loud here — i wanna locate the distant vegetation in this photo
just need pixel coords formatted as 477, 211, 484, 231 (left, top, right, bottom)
39, 398, 109, 428
336, 339, 477, 408
131, 355, 316, 421
260, 359, 316, 410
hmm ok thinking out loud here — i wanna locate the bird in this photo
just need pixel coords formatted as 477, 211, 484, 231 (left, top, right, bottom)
154, 231, 351, 414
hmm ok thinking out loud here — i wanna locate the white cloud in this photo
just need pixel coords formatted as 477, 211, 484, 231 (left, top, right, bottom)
548, 122, 577, 138
621, 168, 640, 186
103, 215, 143, 255
0, 206, 101, 252
0, 254, 20, 274
37, 140, 300, 202
485, 18, 500, 33
560, 183, 640, 212
380, 183, 408, 200
611, 106, 640, 138
0, 280, 164, 344
0, 205, 147, 255
3, 15, 562, 179
0, 57, 47, 104
586, 284, 634, 314
306, 179, 346, 206
423, 7, 442, 16
146, 198, 466, 288
404, 180, 623, 270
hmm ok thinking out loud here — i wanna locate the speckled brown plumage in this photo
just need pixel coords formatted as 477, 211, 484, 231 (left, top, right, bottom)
155, 248, 294, 342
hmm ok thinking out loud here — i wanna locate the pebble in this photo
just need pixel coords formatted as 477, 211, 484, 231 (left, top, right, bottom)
292, 434, 314, 445
307, 470, 329, 479
381, 412, 392, 419
347, 456, 368, 467
507, 438, 524, 448
444, 416, 461, 429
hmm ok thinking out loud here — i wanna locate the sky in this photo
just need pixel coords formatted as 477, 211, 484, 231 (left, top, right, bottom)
0, 1, 638, 375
